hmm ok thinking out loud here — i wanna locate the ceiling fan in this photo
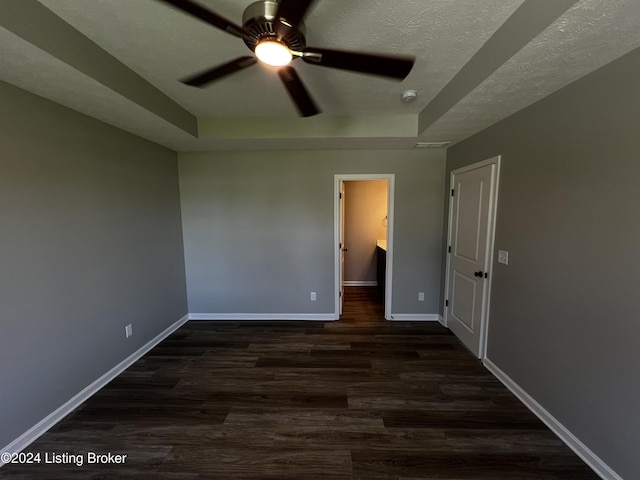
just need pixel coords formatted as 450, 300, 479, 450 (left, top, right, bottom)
157, 0, 416, 117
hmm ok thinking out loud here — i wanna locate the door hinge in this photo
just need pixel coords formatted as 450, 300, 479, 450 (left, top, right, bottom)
451, 188, 455, 197
485, 272, 488, 279
448, 246, 451, 253
339, 291, 342, 297
339, 192, 342, 199
445, 299, 449, 307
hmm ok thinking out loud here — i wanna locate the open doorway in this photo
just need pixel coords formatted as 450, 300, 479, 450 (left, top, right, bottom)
334, 174, 395, 320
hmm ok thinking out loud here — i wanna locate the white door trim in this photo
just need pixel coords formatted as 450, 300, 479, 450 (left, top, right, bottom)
443, 156, 501, 359
334, 174, 395, 320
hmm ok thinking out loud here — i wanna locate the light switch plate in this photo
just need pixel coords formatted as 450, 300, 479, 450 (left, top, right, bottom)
498, 250, 509, 265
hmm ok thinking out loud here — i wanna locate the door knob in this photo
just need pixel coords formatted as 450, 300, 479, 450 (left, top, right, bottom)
474, 271, 483, 277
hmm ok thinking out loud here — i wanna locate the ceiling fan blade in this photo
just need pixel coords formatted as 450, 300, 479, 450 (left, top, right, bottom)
275, 0, 315, 35
278, 66, 320, 117
301, 47, 415, 80
181, 56, 257, 87
156, 0, 250, 38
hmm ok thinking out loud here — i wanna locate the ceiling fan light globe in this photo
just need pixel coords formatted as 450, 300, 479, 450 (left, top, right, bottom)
255, 40, 293, 67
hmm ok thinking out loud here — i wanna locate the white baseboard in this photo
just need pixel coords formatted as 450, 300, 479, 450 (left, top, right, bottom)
343, 281, 378, 287
388, 314, 440, 321
438, 314, 446, 326
0, 314, 189, 466
484, 358, 622, 480
189, 313, 337, 321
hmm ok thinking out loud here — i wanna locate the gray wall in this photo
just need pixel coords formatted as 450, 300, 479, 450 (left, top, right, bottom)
445, 47, 640, 479
179, 150, 446, 316
344, 180, 388, 284
0, 81, 188, 449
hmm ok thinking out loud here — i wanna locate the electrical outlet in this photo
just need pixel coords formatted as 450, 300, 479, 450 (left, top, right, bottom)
310, 292, 317, 301
418, 292, 425, 302
498, 250, 509, 265
125, 324, 133, 338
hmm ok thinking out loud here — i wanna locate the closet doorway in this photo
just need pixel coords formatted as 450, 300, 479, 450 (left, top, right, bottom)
334, 174, 395, 320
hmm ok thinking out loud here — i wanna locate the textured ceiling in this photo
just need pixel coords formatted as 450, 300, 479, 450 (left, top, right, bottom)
424, 0, 640, 144
1, 0, 639, 151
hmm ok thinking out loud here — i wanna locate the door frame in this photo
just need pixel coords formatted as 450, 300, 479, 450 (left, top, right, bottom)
334, 174, 395, 320
443, 156, 501, 359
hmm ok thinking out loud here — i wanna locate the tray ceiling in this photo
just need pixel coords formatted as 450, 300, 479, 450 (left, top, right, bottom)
1, 0, 639, 151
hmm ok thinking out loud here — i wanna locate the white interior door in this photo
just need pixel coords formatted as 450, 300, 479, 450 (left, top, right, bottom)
446, 160, 499, 358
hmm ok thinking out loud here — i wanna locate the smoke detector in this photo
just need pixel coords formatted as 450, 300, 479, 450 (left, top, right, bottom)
401, 90, 418, 103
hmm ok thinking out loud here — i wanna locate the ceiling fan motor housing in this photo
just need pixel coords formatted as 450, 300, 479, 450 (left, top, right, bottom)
242, 0, 306, 52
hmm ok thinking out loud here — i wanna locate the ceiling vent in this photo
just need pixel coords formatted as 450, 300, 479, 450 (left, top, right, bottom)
415, 141, 451, 148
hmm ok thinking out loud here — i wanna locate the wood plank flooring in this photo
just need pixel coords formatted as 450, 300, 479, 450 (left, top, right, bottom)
0, 288, 598, 479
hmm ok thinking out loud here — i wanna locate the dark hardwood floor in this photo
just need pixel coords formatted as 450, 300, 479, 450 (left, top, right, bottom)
1, 287, 598, 479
